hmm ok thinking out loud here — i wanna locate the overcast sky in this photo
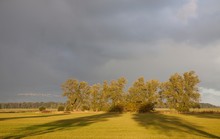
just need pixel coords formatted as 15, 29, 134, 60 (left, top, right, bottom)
0, 0, 220, 105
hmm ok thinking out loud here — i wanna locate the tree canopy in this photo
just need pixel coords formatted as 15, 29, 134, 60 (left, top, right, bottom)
61, 71, 201, 112
161, 71, 200, 112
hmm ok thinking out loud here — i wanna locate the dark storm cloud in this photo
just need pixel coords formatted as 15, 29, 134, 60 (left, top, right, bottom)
0, 0, 220, 105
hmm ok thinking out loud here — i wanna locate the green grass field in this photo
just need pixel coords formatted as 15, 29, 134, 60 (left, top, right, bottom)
0, 111, 220, 139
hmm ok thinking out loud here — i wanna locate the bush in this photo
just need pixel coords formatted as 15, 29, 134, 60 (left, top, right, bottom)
39, 106, 46, 111
65, 105, 73, 111
81, 105, 90, 111
175, 106, 190, 113
108, 104, 124, 113
138, 103, 155, 113
57, 106, 65, 111
192, 103, 201, 109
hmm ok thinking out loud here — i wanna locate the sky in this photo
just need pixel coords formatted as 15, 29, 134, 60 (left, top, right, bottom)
0, 0, 220, 105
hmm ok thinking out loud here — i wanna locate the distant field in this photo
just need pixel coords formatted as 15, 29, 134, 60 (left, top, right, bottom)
0, 110, 220, 139
0, 109, 57, 113
190, 108, 220, 113
156, 108, 220, 113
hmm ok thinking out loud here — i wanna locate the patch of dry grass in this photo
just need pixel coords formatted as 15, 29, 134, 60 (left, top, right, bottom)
0, 109, 219, 139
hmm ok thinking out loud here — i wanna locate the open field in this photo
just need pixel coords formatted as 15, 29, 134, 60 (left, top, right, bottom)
0, 109, 57, 113
0, 110, 220, 139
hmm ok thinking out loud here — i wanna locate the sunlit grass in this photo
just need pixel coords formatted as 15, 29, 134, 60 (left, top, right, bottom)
0, 111, 220, 139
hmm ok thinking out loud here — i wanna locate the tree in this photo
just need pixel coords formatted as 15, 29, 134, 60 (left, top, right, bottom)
127, 77, 145, 111
99, 80, 112, 110
161, 71, 200, 112
108, 77, 127, 106
127, 77, 160, 112
90, 83, 105, 111
62, 79, 90, 111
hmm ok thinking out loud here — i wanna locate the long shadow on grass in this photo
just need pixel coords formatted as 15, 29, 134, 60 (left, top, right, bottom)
0, 114, 69, 121
133, 113, 220, 138
3, 112, 121, 139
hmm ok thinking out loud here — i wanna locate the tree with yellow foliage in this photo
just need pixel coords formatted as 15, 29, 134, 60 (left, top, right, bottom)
61, 79, 90, 111
128, 77, 160, 112
161, 71, 200, 112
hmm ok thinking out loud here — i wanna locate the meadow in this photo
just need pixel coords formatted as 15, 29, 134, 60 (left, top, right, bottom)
0, 109, 220, 139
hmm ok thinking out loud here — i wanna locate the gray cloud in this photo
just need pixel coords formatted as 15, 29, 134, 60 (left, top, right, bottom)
0, 0, 220, 105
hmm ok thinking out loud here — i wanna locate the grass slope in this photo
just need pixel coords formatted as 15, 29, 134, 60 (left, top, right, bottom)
0, 112, 220, 139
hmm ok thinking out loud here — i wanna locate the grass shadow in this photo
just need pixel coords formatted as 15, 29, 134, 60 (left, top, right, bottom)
3, 112, 121, 139
0, 114, 69, 121
133, 113, 220, 138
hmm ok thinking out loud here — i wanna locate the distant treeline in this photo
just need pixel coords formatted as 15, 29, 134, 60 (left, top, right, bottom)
0, 102, 65, 109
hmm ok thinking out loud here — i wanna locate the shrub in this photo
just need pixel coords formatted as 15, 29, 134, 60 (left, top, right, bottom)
65, 105, 73, 111
138, 103, 155, 113
175, 106, 190, 113
108, 104, 124, 113
81, 105, 90, 111
57, 106, 65, 111
39, 106, 46, 111
192, 103, 201, 109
